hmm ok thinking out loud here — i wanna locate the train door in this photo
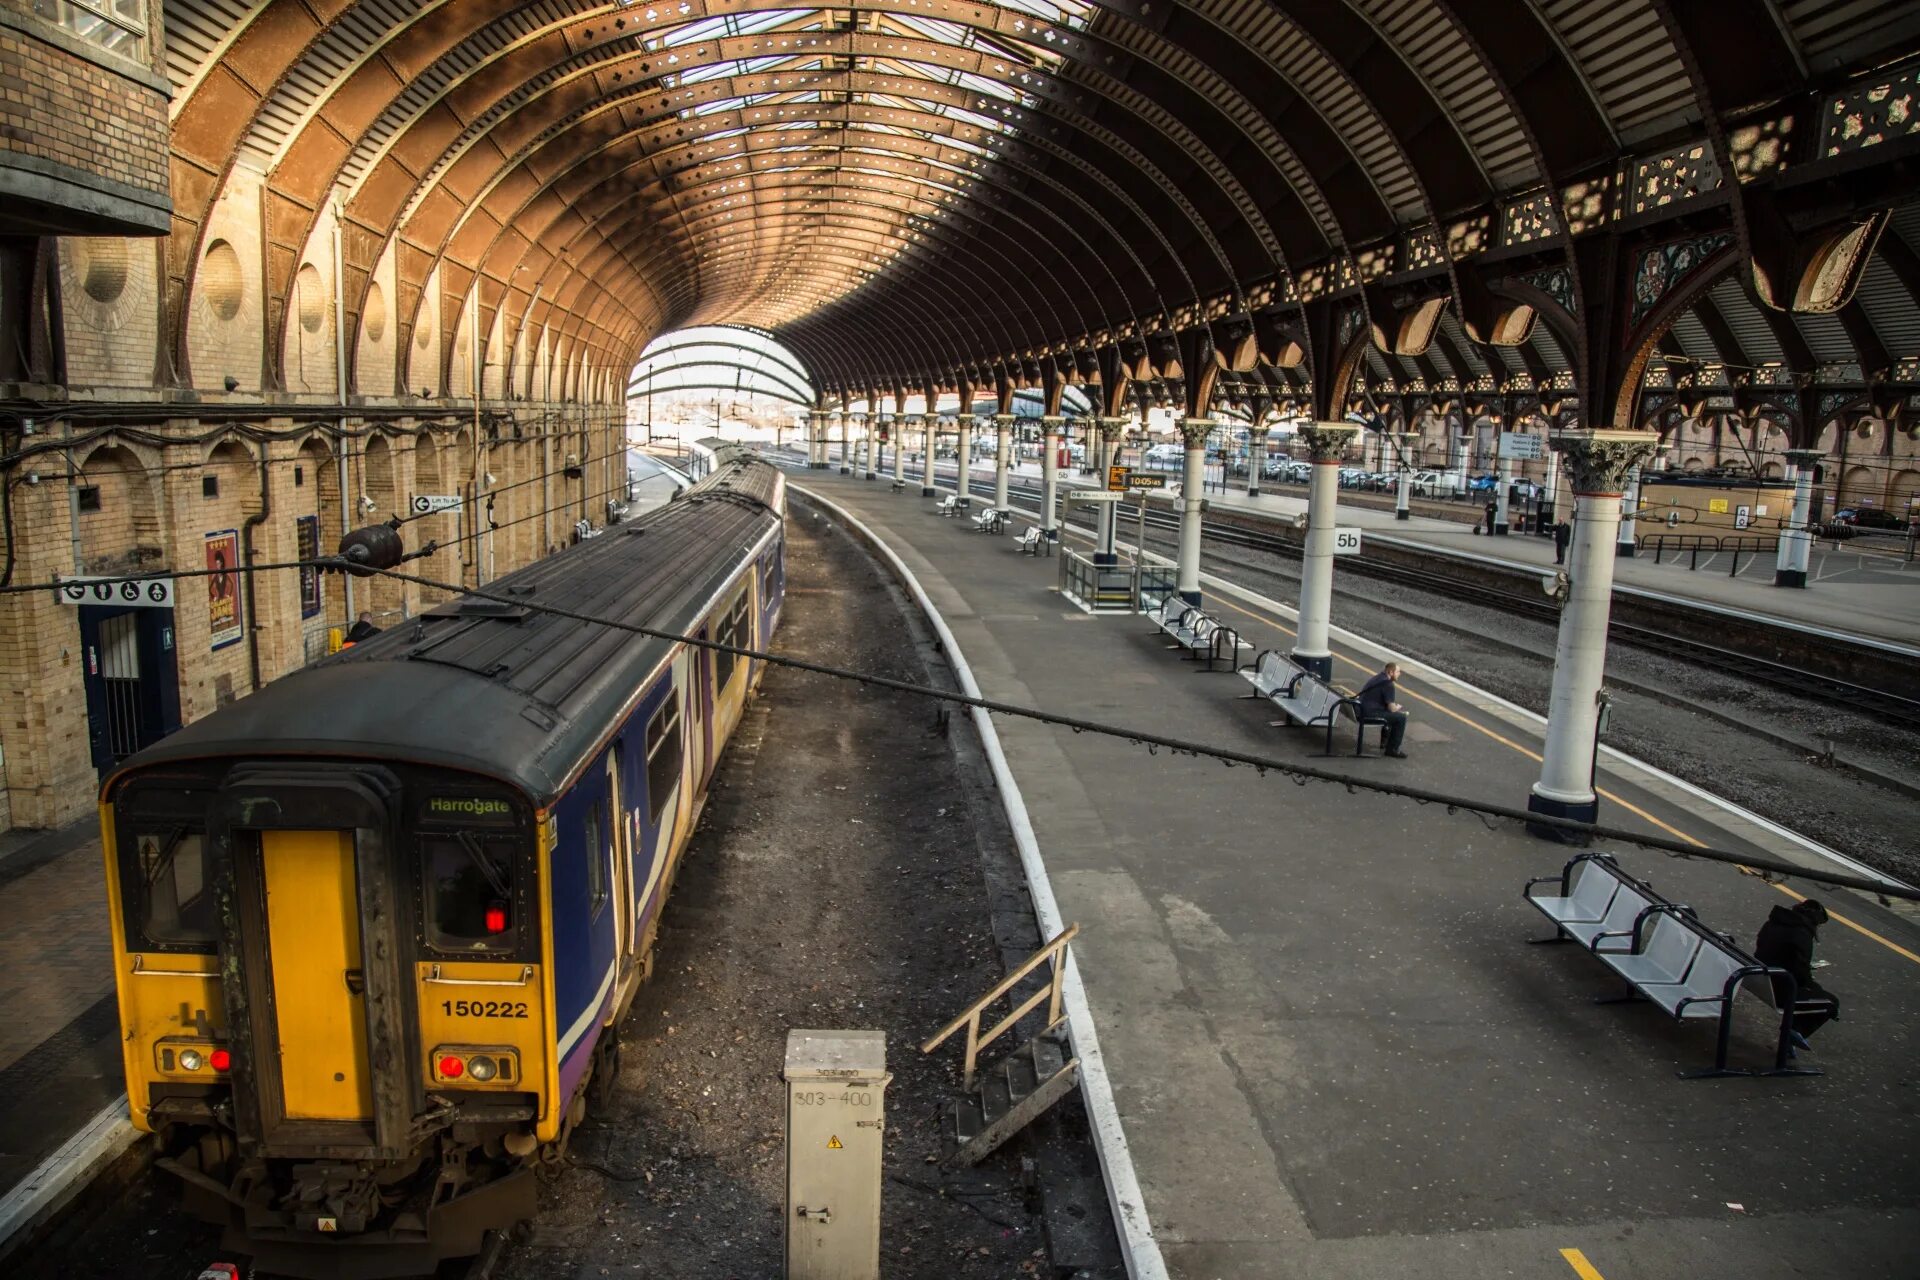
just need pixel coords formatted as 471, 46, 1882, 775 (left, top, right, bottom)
633, 676, 683, 933
216, 768, 412, 1158
79, 604, 181, 774
606, 748, 634, 969
259, 830, 373, 1119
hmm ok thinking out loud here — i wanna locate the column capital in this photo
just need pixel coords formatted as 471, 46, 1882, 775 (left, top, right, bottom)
1783, 447, 1825, 466
1039, 414, 1066, 429
1549, 429, 1659, 495
1298, 421, 1360, 462
1246, 420, 1271, 437
992, 412, 1017, 428
1177, 417, 1216, 446
1093, 416, 1130, 440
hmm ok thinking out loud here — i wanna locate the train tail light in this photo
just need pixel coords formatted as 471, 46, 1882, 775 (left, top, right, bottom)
432, 1047, 518, 1086
484, 901, 509, 934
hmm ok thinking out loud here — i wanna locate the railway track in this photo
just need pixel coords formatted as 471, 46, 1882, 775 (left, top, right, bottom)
961, 472, 1920, 734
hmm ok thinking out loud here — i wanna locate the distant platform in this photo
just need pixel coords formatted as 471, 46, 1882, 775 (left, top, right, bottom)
795, 465, 1920, 1280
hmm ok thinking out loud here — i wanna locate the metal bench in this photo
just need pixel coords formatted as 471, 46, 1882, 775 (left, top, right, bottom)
970, 507, 1005, 533
1012, 525, 1048, 556
1238, 649, 1303, 701
934, 494, 959, 517
890, 477, 906, 492
1182, 613, 1252, 672
1523, 853, 1820, 1079
1269, 673, 1355, 752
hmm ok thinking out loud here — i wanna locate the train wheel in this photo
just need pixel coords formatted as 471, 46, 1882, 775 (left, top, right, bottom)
586, 1033, 622, 1110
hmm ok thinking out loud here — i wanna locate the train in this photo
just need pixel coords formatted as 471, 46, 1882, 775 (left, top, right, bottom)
99, 453, 787, 1278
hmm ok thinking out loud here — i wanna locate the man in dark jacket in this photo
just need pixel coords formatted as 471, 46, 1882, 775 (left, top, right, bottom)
1553, 519, 1572, 565
1754, 898, 1839, 1050
344, 610, 380, 644
1355, 662, 1409, 758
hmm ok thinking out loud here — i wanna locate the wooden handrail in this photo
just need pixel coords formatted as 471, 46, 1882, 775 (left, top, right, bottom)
921, 924, 1079, 1092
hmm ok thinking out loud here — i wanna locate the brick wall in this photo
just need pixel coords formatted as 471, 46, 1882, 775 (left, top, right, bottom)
0, 24, 169, 204
58, 235, 158, 388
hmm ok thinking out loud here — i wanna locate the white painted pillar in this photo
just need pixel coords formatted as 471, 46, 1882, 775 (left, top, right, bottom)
806, 411, 824, 468
837, 413, 851, 473
993, 413, 1014, 510
1454, 433, 1471, 490
1093, 418, 1127, 563
1616, 465, 1641, 555
1394, 431, 1417, 521
1292, 422, 1359, 681
892, 416, 906, 484
954, 416, 975, 507
1040, 415, 1064, 538
1177, 417, 1213, 603
921, 415, 938, 496
1775, 448, 1821, 587
1528, 430, 1658, 833
1494, 452, 1514, 534
1247, 424, 1269, 497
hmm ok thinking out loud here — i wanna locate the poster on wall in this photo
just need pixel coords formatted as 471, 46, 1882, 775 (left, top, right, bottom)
205, 530, 242, 651
296, 515, 321, 618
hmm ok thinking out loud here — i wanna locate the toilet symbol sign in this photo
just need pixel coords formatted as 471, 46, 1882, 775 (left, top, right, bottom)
58, 575, 174, 608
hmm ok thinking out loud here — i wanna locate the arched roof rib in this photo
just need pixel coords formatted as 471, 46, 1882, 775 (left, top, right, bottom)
160, 1, 1920, 422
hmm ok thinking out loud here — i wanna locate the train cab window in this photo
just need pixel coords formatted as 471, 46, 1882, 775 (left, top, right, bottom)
646, 700, 682, 823
423, 836, 516, 953
135, 827, 216, 946
713, 591, 751, 692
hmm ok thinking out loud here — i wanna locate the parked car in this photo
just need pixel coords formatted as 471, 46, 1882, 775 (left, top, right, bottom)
1142, 443, 1184, 470
1467, 473, 1498, 492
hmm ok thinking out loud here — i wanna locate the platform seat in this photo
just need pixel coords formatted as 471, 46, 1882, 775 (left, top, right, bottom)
969, 506, 1004, 533
934, 494, 959, 516
1013, 526, 1046, 556
1238, 649, 1304, 701
1268, 669, 1356, 752
891, 477, 906, 492
1523, 853, 1819, 1079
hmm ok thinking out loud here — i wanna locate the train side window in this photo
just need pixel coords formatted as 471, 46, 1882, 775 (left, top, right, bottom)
585, 799, 609, 920
423, 837, 516, 953
136, 828, 216, 946
713, 591, 750, 691
645, 700, 682, 824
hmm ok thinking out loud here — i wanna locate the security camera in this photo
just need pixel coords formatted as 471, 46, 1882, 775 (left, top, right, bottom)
224, 375, 239, 392
483, 472, 497, 487
359, 495, 378, 514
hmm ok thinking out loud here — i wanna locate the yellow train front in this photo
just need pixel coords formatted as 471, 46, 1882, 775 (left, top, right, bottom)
99, 456, 786, 1278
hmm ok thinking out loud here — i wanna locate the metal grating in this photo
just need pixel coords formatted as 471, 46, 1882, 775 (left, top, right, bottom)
1357, 0, 1538, 193
1196, 0, 1422, 223
164, 0, 272, 104
1852, 254, 1920, 359
1706, 277, 1787, 366
1535, 0, 1695, 144
1783, 0, 1920, 71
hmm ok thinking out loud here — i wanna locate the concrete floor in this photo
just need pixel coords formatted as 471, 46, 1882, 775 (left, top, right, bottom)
794, 464, 1920, 1280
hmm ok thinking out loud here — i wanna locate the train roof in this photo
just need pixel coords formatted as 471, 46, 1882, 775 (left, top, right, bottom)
106, 456, 786, 805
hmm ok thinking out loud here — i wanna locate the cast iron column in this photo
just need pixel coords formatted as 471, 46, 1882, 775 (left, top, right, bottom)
1774, 448, 1822, 587
1247, 422, 1269, 497
1292, 422, 1359, 680
1527, 430, 1659, 834
1177, 417, 1213, 604
1093, 417, 1127, 564
921, 415, 938, 496
953, 416, 975, 508
993, 412, 1014, 511
1040, 415, 1064, 539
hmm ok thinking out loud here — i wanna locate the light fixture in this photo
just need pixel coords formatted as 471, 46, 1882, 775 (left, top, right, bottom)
483, 472, 497, 487
358, 495, 377, 514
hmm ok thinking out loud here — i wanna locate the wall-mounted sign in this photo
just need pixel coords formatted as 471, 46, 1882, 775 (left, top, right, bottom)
1332, 527, 1363, 556
1498, 432, 1545, 461
411, 494, 463, 516
57, 575, 174, 608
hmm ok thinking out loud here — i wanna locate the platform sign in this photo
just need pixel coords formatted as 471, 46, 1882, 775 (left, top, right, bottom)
1332, 527, 1363, 556
410, 493, 463, 516
57, 575, 174, 608
1129, 472, 1167, 491
1068, 489, 1125, 502
1498, 432, 1545, 461
1107, 465, 1131, 491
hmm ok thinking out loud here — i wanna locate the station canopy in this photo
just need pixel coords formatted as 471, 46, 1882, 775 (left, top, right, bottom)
165, 1, 1920, 425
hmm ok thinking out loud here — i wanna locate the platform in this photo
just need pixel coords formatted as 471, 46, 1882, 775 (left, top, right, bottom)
793, 465, 1920, 1280
0, 823, 127, 1217
838, 446, 1920, 651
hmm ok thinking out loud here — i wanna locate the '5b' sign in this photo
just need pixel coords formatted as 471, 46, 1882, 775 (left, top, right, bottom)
1331, 528, 1363, 556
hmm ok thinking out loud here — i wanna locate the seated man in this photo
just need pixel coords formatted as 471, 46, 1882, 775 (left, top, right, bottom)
1755, 898, 1840, 1052
1355, 661, 1410, 758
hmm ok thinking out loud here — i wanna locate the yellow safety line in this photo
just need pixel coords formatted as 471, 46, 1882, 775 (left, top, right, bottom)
1560, 1247, 1606, 1280
1043, 506, 1918, 966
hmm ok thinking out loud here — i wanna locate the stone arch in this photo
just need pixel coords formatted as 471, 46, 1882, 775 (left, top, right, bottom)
74, 444, 163, 575
1890, 468, 1920, 520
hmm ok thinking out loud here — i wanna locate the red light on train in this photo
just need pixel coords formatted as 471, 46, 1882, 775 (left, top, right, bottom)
439, 1055, 465, 1079
484, 902, 508, 933
210, 1048, 231, 1072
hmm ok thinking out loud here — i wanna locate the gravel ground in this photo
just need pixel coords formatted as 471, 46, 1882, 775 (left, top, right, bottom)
1107, 515, 1920, 887
500, 505, 1060, 1280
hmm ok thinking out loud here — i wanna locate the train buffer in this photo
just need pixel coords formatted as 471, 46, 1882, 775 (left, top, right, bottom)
921, 926, 1081, 1168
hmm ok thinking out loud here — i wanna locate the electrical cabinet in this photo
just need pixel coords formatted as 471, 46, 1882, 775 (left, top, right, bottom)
784, 1029, 891, 1280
